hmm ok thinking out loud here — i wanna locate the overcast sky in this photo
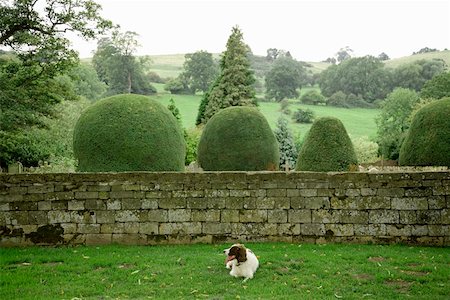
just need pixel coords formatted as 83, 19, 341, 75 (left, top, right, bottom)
71, 0, 450, 62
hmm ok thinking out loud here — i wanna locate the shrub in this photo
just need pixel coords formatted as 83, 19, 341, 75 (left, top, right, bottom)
184, 127, 202, 166
73, 94, 186, 172
399, 97, 450, 167
197, 106, 279, 171
295, 117, 358, 171
147, 71, 166, 84
420, 71, 450, 99
164, 77, 190, 94
352, 136, 379, 164
327, 91, 349, 108
292, 108, 315, 123
300, 90, 326, 105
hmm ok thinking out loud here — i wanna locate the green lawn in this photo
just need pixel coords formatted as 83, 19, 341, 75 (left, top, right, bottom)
1, 243, 448, 299
151, 90, 379, 139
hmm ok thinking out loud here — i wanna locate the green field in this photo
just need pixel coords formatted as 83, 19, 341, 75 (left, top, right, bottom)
151, 88, 379, 139
1, 243, 449, 299
384, 50, 450, 69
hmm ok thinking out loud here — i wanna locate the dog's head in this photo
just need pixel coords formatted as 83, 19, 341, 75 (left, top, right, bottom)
224, 244, 247, 264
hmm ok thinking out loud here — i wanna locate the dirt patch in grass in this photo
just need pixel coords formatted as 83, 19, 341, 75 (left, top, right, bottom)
385, 279, 413, 293
41, 261, 63, 266
118, 263, 136, 269
352, 273, 374, 280
400, 270, 429, 276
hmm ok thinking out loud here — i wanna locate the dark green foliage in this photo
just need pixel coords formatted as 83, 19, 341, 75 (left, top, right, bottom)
399, 98, 450, 167
197, 106, 279, 171
184, 128, 201, 166
376, 88, 419, 160
274, 116, 297, 170
164, 77, 190, 94
420, 72, 450, 99
319, 56, 391, 102
296, 117, 358, 171
300, 90, 326, 105
73, 94, 185, 172
181, 51, 218, 93
265, 56, 307, 101
201, 26, 256, 124
393, 59, 446, 92
292, 108, 315, 123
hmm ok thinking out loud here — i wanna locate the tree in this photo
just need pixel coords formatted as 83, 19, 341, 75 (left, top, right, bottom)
376, 88, 419, 160
295, 117, 358, 172
200, 26, 256, 124
378, 52, 390, 61
274, 116, 297, 170
393, 59, 446, 92
420, 71, 450, 99
336, 46, 353, 63
0, 0, 112, 167
181, 51, 218, 94
265, 56, 306, 101
92, 30, 156, 96
399, 98, 450, 167
319, 56, 391, 102
300, 90, 326, 105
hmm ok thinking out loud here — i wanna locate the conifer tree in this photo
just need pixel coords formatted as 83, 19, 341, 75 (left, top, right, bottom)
200, 26, 256, 124
274, 116, 298, 170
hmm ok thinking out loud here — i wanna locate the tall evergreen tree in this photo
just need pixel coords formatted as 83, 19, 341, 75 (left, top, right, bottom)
200, 26, 256, 124
274, 116, 298, 170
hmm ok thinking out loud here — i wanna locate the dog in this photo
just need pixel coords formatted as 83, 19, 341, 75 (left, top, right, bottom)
223, 244, 259, 282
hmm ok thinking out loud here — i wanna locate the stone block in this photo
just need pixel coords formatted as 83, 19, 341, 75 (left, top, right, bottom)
38, 201, 52, 211
146, 191, 171, 199
278, 223, 301, 235
159, 222, 202, 235
112, 234, 147, 245
405, 187, 432, 197
417, 210, 441, 224
77, 224, 100, 234
28, 211, 47, 224
141, 199, 158, 209
391, 198, 428, 210
168, 209, 191, 222
358, 197, 391, 209
147, 210, 168, 222
292, 197, 330, 209
428, 196, 446, 209
60, 223, 77, 234
186, 198, 207, 209
369, 210, 399, 224
28, 184, 54, 194
268, 210, 287, 223
96, 211, 115, 223
345, 189, 361, 197
101, 223, 124, 234
266, 189, 286, 197
225, 197, 245, 209
274, 198, 290, 209
0, 203, 9, 211
205, 189, 230, 198
221, 210, 239, 223
325, 224, 354, 236
75, 191, 99, 199
192, 210, 220, 222
239, 210, 267, 223
205, 198, 226, 209
106, 199, 121, 210
203, 222, 232, 234
411, 225, 428, 236
48, 211, 71, 223
312, 209, 339, 223
386, 224, 411, 236
286, 189, 299, 197
361, 188, 377, 196
110, 191, 135, 199
399, 210, 417, 224
338, 210, 368, 224
442, 209, 450, 224
159, 183, 184, 191
301, 224, 325, 236
288, 209, 311, 223
377, 188, 405, 197
428, 225, 445, 236
256, 197, 275, 209
11, 201, 37, 211
159, 198, 186, 209
229, 190, 251, 197
121, 199, 141, 210
354, 224, 386, 236
299, 189, 317, 197
139, 222, 158, 234
70, 211, 96, 224
115, 210, 140, 222
87, 184, 111, 192
86, 234, 112, 245
23, 194, 44, 201
68, 200, 85, 211
123, 222, 139, 233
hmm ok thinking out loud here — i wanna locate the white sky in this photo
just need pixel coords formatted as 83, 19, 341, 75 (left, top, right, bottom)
71, 0, 450, 61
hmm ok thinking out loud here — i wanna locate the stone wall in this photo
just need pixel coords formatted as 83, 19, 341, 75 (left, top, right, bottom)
1, 172, 449, 247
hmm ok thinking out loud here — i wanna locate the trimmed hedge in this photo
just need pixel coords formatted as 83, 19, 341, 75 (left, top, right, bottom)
197, 106, 279, 171
295, 117, 358, 171
73, 94, 185, 172
399, 98, 450, 167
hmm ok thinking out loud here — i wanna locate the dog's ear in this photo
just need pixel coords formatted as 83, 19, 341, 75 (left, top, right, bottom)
236, 246, 247, 263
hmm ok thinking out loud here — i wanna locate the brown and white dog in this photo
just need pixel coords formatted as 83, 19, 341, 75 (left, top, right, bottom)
223, 244, 259, 282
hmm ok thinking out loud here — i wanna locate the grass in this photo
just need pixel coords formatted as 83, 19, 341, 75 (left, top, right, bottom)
1, 243, 449, 299
150, 89, 379, 139
384, 50, 450, 69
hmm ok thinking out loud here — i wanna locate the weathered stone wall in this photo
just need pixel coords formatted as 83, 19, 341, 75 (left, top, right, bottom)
1, 172, 449, 246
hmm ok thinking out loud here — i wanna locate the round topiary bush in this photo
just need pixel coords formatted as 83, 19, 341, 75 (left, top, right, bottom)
73, 94, 185, 172
197, 106, 280, 171
399, 98, 450, 167
295, 117, 358, 172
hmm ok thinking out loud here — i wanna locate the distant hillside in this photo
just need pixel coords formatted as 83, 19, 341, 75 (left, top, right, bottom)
384, 50, 450, 68
147, 53, 330, 79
